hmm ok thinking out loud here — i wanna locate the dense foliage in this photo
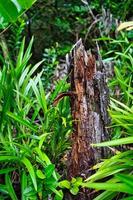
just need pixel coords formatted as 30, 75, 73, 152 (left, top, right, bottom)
0, 0, 132, 199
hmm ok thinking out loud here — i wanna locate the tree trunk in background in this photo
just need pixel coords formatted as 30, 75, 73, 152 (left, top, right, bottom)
66, 39, 110, 199
0, 34, 12, 65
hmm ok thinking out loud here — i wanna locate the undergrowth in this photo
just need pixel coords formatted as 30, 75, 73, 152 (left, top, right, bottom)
0, 38, 72, 199
0, 22, 132, 200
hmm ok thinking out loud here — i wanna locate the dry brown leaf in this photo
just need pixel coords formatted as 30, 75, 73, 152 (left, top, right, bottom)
117, 21, 133, 31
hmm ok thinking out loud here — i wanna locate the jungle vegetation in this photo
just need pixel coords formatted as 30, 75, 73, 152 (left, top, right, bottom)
0, 0, 132, 199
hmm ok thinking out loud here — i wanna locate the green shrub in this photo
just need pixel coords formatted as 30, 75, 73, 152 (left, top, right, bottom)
0, 38, 72, 199
82, 31, 133, 199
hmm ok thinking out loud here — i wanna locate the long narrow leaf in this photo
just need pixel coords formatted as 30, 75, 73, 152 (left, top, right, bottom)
7, 111, 37, 132
21, 157, 37, 191
92, 137, 133, 147
82, 182, 133, 194
21, 171, 27, 200
16, 37, 25, 69
5, 174, 18, 200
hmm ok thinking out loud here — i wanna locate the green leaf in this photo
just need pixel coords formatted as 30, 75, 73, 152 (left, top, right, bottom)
21, 157, 37, 191
17, 0, 36, 9
39, 79, 48, 113
54, 190, 63, 200
0, 168, 16, 174
5, 174, 18, 200
0, 156, 18, 162
34, 147, 51, 165
7, 111, 37, 132
34, 148, 58, 181
82, 182, 133, 194
71, 177, 77, 184
92, 137, 133, 147
85, 164, 132, 182
19, 65, 30, 87
15, 37, 34, 77
0, 0, 18, 22
45, 164, 55, 178
70, 186, 79, 195
21, 171, 27, 200
93, 191, 117, 200
45, 177, 57, 187
23, 36, 34, 62
110, 98, 133, 113
16, 37, 25, 69
122, 196, 133, 200
0, 184, 8, 194
97, 151, 133, 170
58, 180, 70, 189
116, 174, 133, 188
22, 61, 44, 96
36, 169, 45, 179
48, 187, 63, 198
39, 133, 50, 149
31, 79, 42, 108
74, 177, 83, 187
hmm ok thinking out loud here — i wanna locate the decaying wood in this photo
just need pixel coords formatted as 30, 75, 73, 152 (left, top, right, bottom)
53, 91, 76, 106
66, 39, 110, 199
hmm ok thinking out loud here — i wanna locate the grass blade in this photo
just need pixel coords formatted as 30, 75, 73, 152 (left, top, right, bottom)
21, 157, 37, 191
5, 174, 18, 200
92, 137, 133, 147
7, 111, 38, 132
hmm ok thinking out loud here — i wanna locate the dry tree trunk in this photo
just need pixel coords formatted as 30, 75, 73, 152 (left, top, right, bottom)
0, 34, 11, 64
66, 39, 110, 199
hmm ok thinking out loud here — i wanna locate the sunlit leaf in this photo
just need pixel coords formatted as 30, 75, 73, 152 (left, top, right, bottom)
116, 174, 133, 188
21, 171, 27, 200
5, 174, 18, 200
58, 180, 70, 189
82, 182, 133, 194
45, 164, 55, 178
92, 137, 133, 147
36, 169, 45, 179
7, 111, 37, 132
21, 157, 37, 191
0, 0, 18, 22
117, 21, 133, 31
17, 0, 36, 9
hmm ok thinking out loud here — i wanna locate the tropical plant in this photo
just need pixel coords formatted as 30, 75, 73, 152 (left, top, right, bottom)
82, 31, 133, 199
0, 0, 36, 29
58, 30, 133, 200
42, 45, 59, 90
0, 1, 133, 199
0, 37, 72, 199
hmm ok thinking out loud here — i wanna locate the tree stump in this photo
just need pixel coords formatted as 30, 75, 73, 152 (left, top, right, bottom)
66, 39, 110, 199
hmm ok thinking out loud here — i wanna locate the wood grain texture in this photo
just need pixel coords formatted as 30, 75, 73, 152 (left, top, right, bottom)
66, 39, 110, 199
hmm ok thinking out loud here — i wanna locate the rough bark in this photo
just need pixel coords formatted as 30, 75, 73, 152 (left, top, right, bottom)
66, 39, 110, 199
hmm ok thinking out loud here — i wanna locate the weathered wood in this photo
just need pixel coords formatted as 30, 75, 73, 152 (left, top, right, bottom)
66, 39, 110, 199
